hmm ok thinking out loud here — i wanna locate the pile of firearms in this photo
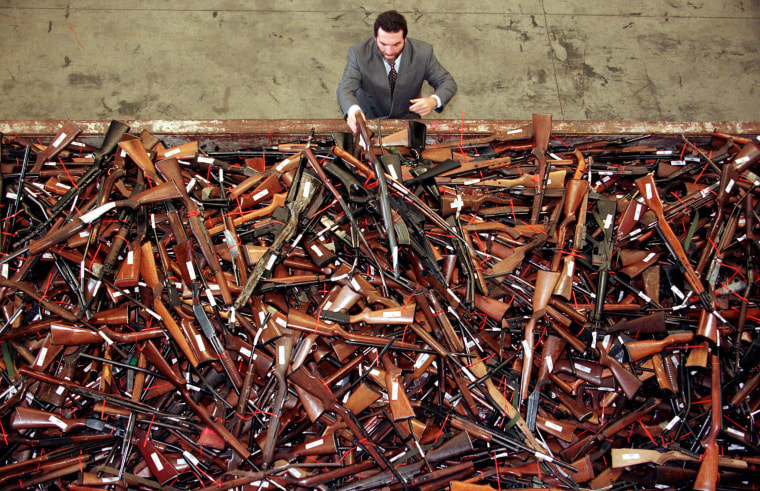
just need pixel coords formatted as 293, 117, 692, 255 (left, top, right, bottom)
0, 115, 758, 491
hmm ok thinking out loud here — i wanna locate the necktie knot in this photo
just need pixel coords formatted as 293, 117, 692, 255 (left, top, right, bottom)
388, 62, 397, 95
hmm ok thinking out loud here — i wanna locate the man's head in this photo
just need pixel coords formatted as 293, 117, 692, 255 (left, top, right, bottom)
374, 10, 407, 63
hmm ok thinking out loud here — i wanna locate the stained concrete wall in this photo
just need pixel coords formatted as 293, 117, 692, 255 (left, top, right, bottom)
1, 1, 758, 122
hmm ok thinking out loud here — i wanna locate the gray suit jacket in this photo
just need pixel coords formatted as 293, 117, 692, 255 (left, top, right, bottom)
337, 37, 457, 119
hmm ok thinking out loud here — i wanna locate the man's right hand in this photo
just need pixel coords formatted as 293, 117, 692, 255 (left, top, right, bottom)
346, 106, 364, 134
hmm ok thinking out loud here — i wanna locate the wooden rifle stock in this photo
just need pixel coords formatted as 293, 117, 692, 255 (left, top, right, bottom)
693, 351, 722, 491
529, 113, 552, 225
624, 331, 694, 362
30, 121, 82, 173
635, 174, 712, 310
596, 345, 642, 399
141, 341, 252, 460
520, 269, 559, 402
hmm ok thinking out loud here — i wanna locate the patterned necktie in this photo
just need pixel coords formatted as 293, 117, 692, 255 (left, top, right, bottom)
388, 61, 397, 96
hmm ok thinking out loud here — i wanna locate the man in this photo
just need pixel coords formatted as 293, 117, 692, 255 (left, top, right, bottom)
337, 10, 457, 133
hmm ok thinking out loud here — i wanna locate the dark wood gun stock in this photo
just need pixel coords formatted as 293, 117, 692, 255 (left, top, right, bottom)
140, 241, 200, 367
624, 331, 695, 362
30, 121, 82, 173
596, 345, 642, 399
156, 157, 233, 304
529, 113, 552, 225
141, 341, 252, 460
50, 323, 164, 346
635, 174, 709, 308
693, 351, 722, 491
11, 406, 86, 433
286, 308, 419, 351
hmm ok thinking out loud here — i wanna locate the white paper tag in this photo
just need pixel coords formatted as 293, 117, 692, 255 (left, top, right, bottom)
150, 452, 164, 471
98, 331, 114, 345
310, 244, 323, 257
266, 254, 277, 271
52, 133, 67, 148
645, 183, 653, 200
633, 203, 643, 221
351, 277, 361, 292
604, 213, 613, 230
205, 288, 217, 306
197, 155, 214, 164
414, 353, 431, 369
664, 415, 681, 430
165, 148, 181, 157
725, 179, 735, 193
186, 261, 196, 281
507, 128, 523, 134
545, 421, 563, 432
305, 438, 324, 449
47, 415, 67, 430
574, 363, 592, 374
383, 310, 402, 318
253, 189, 269, 201
622, 453, 641, 460
726, 427, 745, 437
522, 339, 532, 356
643, 252, 656, 262
36, 347, 48, 366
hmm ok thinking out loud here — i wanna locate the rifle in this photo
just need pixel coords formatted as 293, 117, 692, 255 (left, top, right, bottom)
611, 447, 747, 470
355, 113, 399, 276
0, 180, 183, 267
234, 158, 320, 308
529, 114, 552, 225
29, 120, 82, 173
140, 341, 254, 463
521, 270, 559, 424
635, 175, 723, 318
156, 157, 234, 304
693, 351, 722, 491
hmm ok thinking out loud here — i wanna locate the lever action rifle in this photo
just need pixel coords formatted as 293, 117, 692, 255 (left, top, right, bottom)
16, 120, 129, 245
234, 154, 320, 308
635, 175, 725, 323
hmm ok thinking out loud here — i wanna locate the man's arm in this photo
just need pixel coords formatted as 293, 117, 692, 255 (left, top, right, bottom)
336, 47, 363, 118
422, 47, 457, 112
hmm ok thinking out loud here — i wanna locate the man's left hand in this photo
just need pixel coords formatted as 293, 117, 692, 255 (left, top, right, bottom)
409, 97, 437, 116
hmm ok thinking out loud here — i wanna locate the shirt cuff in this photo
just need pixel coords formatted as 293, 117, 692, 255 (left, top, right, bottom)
347, 105, 362, 117
432, 95, 442, 108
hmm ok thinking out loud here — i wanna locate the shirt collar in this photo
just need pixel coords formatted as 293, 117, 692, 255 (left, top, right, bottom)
384, 54, 402, 73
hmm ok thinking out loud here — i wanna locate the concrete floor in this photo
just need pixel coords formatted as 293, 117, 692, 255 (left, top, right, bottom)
0, 1, 758, 123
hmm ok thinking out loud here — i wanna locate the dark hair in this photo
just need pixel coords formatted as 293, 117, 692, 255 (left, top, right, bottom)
374, 10, 407, 38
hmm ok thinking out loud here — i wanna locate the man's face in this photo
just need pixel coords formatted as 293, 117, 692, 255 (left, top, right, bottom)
375, 28, 406, 62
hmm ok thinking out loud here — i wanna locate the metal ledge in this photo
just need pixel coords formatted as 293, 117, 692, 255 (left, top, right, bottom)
2, 119, 759, 150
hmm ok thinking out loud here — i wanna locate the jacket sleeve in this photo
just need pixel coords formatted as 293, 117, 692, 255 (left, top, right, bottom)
336, 46, 363, 117
424, 48, 457, 112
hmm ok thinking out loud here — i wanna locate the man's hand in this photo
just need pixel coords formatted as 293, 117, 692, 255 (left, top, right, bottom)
409, 97, 437, 116
346, 107, 365, 134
